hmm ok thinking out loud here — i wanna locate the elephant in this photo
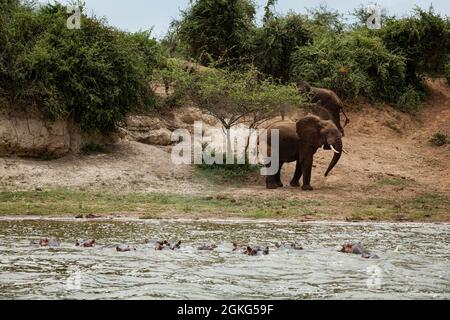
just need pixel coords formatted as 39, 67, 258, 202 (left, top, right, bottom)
297, 81, 350, 136
265, 115, 343, 190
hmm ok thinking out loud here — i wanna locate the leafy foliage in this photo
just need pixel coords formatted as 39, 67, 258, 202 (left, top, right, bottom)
186, 65, 304, 129
177, 0, 255, 66
381, 8, 450, 83
290, 30, 408, 104
251, 13, 312, 82
0, 2, 163, 132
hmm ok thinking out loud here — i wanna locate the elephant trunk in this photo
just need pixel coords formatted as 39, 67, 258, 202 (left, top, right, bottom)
324, 137, 343, 177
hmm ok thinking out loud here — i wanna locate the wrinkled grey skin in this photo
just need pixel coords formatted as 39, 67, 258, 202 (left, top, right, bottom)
266, 116, 343, 190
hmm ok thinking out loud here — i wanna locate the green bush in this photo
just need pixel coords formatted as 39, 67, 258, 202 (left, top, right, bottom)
250, 13, 312, 82
177, 0, 255, 66
430, 132, 449, 147
0, 2, 163, 132
381, 8, 450, 83
290, 30, 410, 105
196, 152, 260, 182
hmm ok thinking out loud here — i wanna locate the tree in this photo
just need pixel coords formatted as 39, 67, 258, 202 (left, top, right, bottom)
381, 7, 450, 84
186, 66, 303, 157
177, 0, 255, 66
251, 13, 312, 82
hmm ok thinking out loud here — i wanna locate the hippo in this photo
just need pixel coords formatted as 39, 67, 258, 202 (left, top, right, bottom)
154, 240, 181, 251
245, 246, 269, 256
171, 241, 182, 250
233, 243, 269, 256
31, 237, 61, 247
340, 243, 379, 259
76, 239, 96, 247
116, 245, 136, 252
197, 244, 218, 251
275, 242, 303, 250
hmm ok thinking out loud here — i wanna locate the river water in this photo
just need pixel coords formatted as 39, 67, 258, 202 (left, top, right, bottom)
0, 219, 448, 299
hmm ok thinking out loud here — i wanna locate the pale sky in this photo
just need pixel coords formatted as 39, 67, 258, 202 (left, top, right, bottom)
39, 0, 450, 38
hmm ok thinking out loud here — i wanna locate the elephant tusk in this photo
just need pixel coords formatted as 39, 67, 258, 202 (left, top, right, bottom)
342, 148, 349, 155
330, 145, 340, 154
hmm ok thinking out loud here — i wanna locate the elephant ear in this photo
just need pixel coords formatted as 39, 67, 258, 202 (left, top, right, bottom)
295, 115, 324, 146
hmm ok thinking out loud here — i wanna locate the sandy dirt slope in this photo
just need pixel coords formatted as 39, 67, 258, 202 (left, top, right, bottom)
0, 79, 449, 210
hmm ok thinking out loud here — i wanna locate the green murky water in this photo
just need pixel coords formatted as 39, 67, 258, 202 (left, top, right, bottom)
0, 219, 448, 299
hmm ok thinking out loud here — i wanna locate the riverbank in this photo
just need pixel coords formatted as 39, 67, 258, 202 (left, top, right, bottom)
1, 79, 449, 222
1, 188, 449, 222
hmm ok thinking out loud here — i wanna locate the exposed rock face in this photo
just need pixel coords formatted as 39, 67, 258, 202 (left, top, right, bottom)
0, 109, 119, 158
0, 109, 81, 157
0, 106, 217, 156
125, 116, 173, 146
124, 107, 217, 146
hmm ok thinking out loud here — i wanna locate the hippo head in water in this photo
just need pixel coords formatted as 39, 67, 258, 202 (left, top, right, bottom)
116, 245, 135, 252
76, 239, 96, 247
34, 237, 61, 247
340, 243, 379, 259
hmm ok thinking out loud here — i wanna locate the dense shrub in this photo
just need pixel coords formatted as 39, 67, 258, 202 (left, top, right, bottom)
0, 2, 163, 132
381, 8, 450, 84
196, 152, 260, 182
250, 13, 312, 82
290, 30, 409, 104
177, 0, 255, 66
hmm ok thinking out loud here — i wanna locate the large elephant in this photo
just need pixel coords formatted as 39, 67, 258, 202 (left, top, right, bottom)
265, 115, 343, 190
297, 81, 349, 136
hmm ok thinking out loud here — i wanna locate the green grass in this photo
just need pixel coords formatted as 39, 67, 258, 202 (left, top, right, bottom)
349, 194, 450, 221
0, 189, 448, 221
195, 157, 261, 184
0, 189, 317, 218
377, 177, 412, 186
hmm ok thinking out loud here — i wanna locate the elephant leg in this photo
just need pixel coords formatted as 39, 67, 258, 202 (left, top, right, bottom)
275, 161, 284, 188
301, 155, 314, 191
290, 160, 302, 187
266, 161, 284, 189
